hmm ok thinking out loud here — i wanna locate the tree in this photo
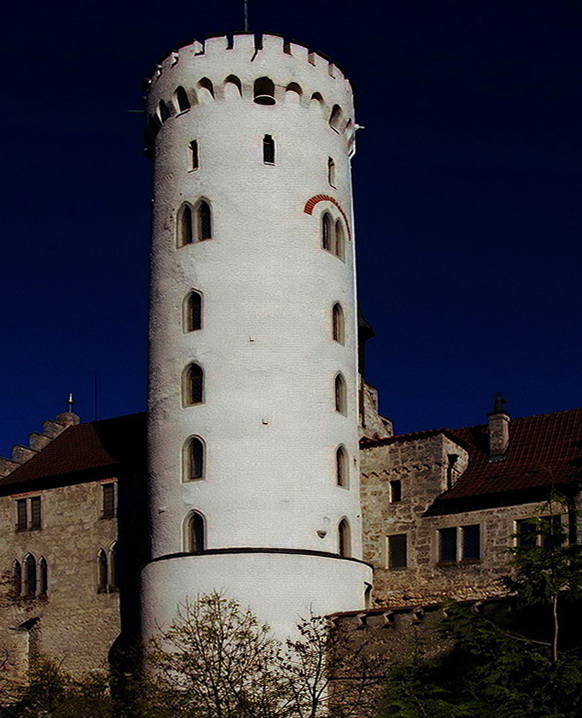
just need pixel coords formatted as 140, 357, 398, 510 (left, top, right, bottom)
146, 591, 385, 718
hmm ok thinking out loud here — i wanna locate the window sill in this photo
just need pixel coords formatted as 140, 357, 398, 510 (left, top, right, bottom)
100, 514, 116, 520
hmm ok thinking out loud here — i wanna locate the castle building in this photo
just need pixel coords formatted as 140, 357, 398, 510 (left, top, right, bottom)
0, 33, 580, 679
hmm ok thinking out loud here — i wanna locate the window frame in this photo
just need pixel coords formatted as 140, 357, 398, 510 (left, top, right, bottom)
387, 533, 408, 570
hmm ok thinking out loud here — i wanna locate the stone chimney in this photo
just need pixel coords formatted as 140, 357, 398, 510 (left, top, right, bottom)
488, 394, 510, 461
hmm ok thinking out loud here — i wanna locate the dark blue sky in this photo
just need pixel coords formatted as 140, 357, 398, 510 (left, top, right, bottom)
1, 0, 580, 455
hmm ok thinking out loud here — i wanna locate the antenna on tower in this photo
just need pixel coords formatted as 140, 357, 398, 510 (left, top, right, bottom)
67, 392, 74, 413
244, 0, 249, 32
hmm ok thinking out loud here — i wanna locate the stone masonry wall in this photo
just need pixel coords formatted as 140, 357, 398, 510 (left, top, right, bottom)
0, 479, 120, 678
361, 435, 547, 606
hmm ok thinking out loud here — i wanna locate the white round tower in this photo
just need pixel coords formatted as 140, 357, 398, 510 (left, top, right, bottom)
141, 33, 372, 641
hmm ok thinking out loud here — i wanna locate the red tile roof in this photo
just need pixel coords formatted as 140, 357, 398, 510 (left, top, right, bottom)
362, 408, 582, 502
0, 413, 146, 489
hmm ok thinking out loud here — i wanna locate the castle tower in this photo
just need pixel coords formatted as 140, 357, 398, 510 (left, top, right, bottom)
141, 33, 372, 640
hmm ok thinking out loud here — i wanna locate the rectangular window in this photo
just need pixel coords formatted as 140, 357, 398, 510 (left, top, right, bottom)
439, 527, 457, 563
516, 518, 537, 547
389, 480, 402, 503
102, 483, 116, 519
190, 140, 199, 170
29, 497, 41, 530
461, 524, 480, 560
388, 534, 407, 569
16, 500, 27, 531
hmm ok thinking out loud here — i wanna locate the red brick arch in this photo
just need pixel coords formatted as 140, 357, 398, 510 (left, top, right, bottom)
303, 194, 351, 240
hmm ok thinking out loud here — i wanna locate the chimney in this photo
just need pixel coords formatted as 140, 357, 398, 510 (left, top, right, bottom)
488, 394, 510, 460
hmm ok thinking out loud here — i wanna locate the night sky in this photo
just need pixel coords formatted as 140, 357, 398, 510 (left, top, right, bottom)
1, 0, 580, 456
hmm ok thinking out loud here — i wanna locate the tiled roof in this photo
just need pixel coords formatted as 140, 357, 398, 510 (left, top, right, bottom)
0, 413, 146, 489
362, 409, 582, 502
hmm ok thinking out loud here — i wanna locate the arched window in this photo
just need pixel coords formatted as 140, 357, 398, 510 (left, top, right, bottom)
197, 200, 212, 241
285, 83, 302, 104
329, 104, 343, 132
335, 373, 347, 415
254, 77, 275, 105
310, 92, 324, 113
24, 554, 36, 597
12, 560, 21, 597
184, 291, 203, 332
339, 518, 351, 557
190, 140, 199, 170
109, 543, 118, 590
322, 213, 333, 252
224, 75, 242, 97
198, 78, 215, 101
335, 220, 345, 261
263, 135, 275, 164
332, 303, 345, 344
328, 157, 336, 187
187, 512, 206, 553
177, 204, 193, 246
183, 436, 205, 481
184, 363, 204, 406
336, 446, 349, 487
175, 86, 190, 112
38, 557, 48, 596
97, 549, 108, 592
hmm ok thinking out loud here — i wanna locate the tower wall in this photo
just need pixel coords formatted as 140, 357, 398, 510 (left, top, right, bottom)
143, 33, 372, 639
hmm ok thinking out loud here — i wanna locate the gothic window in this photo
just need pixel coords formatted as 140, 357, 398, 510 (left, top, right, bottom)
12, 560, 21, 597
190, 140, 199, 170
254, 77, 275, 105
329, 104, 343, 132
389, 480, 402, 503
338, 518, 351, 557
388, 534, 407, 569
187, 512, 206, 553
183, 363, 204, 406
175, 86, 190, 112
97, 549, 108, 592
101, 483, 116, 519
285, 83, 302, 102
38, 557, 48, 596
177, 204, 193, 246
332, 303, 344, 344
183, 436, 205, 481
196, 200, 212, 241
335, 373, 347, 415
263, 134, 275, 164
328, 157, 336, 187
335, 220, 345, 261
184, 290, 203, 332
336, 446, 348, 488
224, 75, 242, 97
198, 78, 215, 99
322, 213, 333, 252
109, 543, 118, 590
24, 554, 36, 597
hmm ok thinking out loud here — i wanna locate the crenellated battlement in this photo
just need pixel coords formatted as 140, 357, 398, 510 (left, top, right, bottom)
143, 33, 355, 155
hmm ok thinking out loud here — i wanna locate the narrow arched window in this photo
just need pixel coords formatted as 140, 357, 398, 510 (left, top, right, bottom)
254, 77, 275, 105
24, 554, 36, 597
224, 75, 242, 97
97, 549, 108, 592
198, 78, 215, 99
329, 104, 343, 132
328, 157, 336, 187
335, 373, 347, 415
187, 512, 206, 553
109, 543, 118, 590
336, 446, 349, 487
332, 303, 344, 344
12, 560, 21, 597
177, 204, 193, 246
184, 436, 205, 481
322, 213, 333, 252
175, 86, 190, 112
335, 220, 345, 261
339, 519, 351, 557
38, 557, 48, 596
184, 291, 203, 332
263, 135, 275, 164
197, 201, 212, 241
190, 140, 199, 170
184, 363, 204, 406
